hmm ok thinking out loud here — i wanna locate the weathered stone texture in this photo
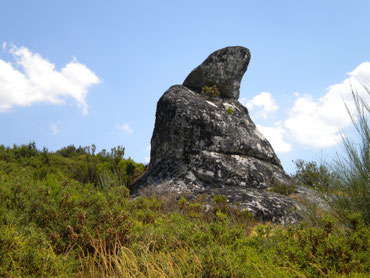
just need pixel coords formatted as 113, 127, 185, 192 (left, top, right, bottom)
183, 46, 250, 99
133, 46, 321, 224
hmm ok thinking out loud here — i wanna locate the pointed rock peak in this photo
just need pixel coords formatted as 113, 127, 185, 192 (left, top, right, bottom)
183, 46, 251, 99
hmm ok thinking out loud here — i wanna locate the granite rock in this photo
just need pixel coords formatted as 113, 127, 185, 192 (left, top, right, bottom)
132, 47, 323, 224
132, 85, 302, 223
183, 46, 250, 99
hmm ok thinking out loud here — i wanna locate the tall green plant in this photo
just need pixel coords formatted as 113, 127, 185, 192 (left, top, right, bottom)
332, 82, 369, 224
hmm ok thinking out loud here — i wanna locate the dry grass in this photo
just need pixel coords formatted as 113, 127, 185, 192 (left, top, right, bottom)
76, 237, 204, 278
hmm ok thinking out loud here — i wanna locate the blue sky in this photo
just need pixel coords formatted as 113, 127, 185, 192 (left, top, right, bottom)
0, 0, 369, 173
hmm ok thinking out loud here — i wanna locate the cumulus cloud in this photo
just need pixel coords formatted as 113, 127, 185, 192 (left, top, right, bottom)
50, 122, 60, 135
244, 62, 369, 151
117, 123, 134, 134
0, 44, 100, 114
144, 145, 151, 164
257, 122, 292, 153
285, 62, 370, 148
241, 92, 278, 118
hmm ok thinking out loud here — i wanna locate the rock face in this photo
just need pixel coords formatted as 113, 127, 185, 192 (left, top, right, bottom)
183, 46, 250, 99
133, 46, 306, 224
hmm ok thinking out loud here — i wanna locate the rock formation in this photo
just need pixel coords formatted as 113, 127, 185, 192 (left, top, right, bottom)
183, 46, 251, 99
133, 46, 308, 224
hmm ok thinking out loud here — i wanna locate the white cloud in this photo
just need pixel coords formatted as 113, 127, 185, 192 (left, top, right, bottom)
2, 42, 6, 51
350, 62, 370, 88
244, 62, 370, 150
285, 62, 370, 148
0, 44, 100, 114
242, 92, 278, 118
144, 145, 151, 164
257, 122, 292, 153
50, 122, 60, 135
117, 123, 134, 134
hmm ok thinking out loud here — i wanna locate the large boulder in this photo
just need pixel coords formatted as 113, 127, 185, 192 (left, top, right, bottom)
183, 46, 250, 99
133, 46, 314, 224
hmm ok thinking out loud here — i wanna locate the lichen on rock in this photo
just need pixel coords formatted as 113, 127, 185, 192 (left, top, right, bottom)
183, 46, 251, 99
132, 46, 318, 224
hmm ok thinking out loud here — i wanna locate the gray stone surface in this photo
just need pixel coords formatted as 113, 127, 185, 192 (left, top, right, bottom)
183, 46, 250, 99
132, 85, 301, 223
132, 46, 324, 224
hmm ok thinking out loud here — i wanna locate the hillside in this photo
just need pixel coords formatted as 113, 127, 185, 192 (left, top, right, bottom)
0, 142, 368, 277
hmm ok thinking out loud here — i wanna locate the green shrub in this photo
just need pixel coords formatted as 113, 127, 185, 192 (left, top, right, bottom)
0, 143, 146, 191
0, 142, 369, 276
226, 107, 233, 115
267, 177, 296, 196
0, 224, 75, 276
212, 194, 228, 214
292, 84, 369, 225
213, 194, 227, 204
331, 86, 370, 224
178, 196, 189, 209
293, 159, 336, 191
200, 85, 220, 98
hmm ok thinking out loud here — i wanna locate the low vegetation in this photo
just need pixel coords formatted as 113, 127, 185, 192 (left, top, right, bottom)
0, 90, 368, 277
226, 107, 233, 115
200, 85, 220, 98
0, 142, 368, 277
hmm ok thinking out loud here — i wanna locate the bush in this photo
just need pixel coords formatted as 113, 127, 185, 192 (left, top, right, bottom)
293, 159, 336, 191
0, 224, 76, 276
0, 142, 368, 276
0, 143, 146, 191
331, 86, 370, 224
266, 177, 296, 196
292, 86, 369, 227
200, 85, 220, 98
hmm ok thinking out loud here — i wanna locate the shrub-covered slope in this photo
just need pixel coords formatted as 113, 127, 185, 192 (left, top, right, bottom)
0, 143, 368, 277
